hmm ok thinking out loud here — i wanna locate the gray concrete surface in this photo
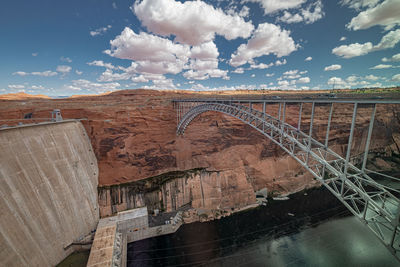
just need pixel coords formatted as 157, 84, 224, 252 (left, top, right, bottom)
0, 120, 99, 266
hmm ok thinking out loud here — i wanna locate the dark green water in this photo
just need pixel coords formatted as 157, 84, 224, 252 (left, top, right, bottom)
56, 251, 89, 267
127, 186, 399, 266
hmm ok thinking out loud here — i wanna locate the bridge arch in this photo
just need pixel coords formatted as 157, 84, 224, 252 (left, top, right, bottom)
175, 100, 400, 260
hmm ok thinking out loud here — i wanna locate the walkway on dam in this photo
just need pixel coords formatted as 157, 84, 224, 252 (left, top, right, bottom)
87, 207, 183, 267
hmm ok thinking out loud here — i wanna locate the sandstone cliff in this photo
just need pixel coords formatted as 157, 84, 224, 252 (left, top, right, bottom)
0, 90, 399, 218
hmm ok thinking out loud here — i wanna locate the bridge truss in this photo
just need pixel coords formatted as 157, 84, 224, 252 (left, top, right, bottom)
173, 98, 400, 260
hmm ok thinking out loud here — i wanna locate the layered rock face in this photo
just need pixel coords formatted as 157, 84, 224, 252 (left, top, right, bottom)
0, 90, 399, 218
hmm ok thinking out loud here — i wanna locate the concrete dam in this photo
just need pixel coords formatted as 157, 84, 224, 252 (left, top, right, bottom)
0, 121, 99, 266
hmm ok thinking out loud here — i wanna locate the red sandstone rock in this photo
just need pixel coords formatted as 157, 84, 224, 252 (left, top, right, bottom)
1, 89, 399, 217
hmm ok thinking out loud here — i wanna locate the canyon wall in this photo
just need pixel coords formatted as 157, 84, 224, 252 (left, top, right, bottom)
0, 121, 99, 266
98, 151, 317, 217
0, 90, 399, 219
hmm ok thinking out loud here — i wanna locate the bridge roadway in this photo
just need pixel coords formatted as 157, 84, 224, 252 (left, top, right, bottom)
173, 97, 400, 261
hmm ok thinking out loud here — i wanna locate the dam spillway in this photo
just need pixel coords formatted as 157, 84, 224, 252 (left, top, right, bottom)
0, 121, 99, 266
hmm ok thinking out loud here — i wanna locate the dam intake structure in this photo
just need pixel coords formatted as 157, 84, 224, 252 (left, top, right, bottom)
174, 97, 400, 261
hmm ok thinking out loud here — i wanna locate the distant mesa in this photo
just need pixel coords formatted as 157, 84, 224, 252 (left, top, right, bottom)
0, 92, 51, 100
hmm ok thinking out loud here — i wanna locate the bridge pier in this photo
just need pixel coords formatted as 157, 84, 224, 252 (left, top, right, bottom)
362, 104, 376, 173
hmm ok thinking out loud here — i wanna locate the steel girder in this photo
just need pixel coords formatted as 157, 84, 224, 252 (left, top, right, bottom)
175, 101, 400, 260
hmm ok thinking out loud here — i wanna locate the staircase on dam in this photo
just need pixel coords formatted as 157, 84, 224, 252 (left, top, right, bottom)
174, 97, 400, 261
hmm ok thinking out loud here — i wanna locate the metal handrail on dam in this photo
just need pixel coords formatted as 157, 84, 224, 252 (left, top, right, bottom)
173, 97, 400, 261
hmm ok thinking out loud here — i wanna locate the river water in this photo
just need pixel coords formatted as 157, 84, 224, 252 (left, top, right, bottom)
127, 186, 399, 266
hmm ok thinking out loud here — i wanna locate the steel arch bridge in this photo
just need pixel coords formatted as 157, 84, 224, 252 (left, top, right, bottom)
173, 97, 400, 261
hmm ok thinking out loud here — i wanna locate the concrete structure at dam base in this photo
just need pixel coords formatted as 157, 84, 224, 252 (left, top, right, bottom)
87, 207, 183, 267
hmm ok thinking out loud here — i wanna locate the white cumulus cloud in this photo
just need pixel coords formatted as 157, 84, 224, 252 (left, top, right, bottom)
229, 23, 297, 67
13, 70, 57, 77
56, 65, 72, 75
324, 64, 342, 71
341, 0, 380, 10
332, 29, 400, 58
105, 27, 190, 75
90, 25, 112, 36
97, 69, 132, 82
298, 77, 310, 83
250, 62, 274, 69
245, 0, 306, 14
326, 74, 381, 89
327, 77, 347, 87
30, 85, 45, 90
233, 68, 245, 74
275, 59, 287, 66
382, 53, 400, 62
149, 78, 177, 90
278, 80, 290, 86
133, 0, 254, 46
277, 0, 324, 24
370, 64, 395, 69
365, 74, 379, 80
184, 41, 229, 80
346, 75, 358, 82
392, 73, 400, 81
8, 84, 25, 89
345, 0, 400, 30
66, 79, 120, 92
283, 69, 299, 75
60, 56, 72, 63
87, 60, 116, 70
13, 71, 28, 76
239, 6, 250, 17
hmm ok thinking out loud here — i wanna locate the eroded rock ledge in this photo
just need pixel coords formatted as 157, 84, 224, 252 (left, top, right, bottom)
98, 166, 319, 218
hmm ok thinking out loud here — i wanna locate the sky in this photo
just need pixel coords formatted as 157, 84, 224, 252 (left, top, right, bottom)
0, 0, 400, 96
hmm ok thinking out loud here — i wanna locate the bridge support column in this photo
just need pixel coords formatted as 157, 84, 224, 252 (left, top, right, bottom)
362, 104, 376, 173
306, 102, 315, 165
344, 103, 358, 175
280, 103, 286, 144
322, 103, 334, 179
341, 103, 358, 195
298, 103, 303, 131
262, 102, 266, 132
297, 103, 303, 140
278, 103, 281, 121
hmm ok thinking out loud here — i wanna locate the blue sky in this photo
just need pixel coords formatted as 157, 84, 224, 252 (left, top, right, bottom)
1, 0, 399, 96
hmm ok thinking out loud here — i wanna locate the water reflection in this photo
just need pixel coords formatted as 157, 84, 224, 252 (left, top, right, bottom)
127, 187, 398, 266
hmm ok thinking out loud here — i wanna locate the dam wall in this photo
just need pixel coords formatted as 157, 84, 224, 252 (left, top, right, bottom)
0, 121, 99, 266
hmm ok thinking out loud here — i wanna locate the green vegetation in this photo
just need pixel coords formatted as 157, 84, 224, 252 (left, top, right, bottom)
330, 86, 400, 94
